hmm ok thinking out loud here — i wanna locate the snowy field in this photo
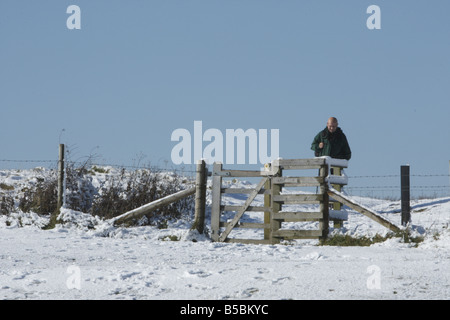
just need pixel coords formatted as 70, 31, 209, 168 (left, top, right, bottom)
0, 168, 449, 300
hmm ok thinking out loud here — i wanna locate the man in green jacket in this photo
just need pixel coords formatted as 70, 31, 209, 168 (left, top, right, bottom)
311, 117, 351, 160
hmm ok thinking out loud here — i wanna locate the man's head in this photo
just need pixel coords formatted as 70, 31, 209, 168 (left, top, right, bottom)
326, 117, 338, 133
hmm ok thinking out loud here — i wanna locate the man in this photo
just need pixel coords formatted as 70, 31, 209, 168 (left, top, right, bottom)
311, 117, 351, 160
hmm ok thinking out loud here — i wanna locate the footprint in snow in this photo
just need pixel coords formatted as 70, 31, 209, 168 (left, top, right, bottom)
301, 251, 325, 260
11, 271, 29, 280
271, 276, 292, 285
184, 269, 212, 278
26, 278, 47, 286
118, 271, 141, 280
241, 287, 259, 298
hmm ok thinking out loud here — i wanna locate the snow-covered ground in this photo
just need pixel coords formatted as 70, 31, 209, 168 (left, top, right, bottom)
0, 168, 449, 300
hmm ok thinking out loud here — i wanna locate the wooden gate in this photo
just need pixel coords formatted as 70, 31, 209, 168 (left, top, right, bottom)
210, 162, 273, 244
269, 158, 331, 243
210, 158, 349, 244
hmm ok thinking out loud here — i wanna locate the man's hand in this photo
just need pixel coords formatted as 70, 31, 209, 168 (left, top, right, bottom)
319, 142, 324, 149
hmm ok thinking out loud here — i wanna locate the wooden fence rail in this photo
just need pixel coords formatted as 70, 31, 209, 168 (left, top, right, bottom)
328, 187, 400, 232
112, 187, 196, 226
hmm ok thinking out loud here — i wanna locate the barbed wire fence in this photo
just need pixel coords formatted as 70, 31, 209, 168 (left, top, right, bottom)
1, 154, 449, 233
345, 173, 450, 200
0, 158, 198, 179
1, 156, 449, 200
0, 150, 200, 220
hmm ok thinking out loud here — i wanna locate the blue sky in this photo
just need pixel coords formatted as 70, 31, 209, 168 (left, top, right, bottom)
1, 1, 449, 196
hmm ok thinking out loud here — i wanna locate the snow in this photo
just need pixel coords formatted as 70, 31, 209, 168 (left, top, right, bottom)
0, 167, 449, 300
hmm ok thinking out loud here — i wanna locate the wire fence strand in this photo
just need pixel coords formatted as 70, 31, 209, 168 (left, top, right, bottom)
1, 158, 449, 198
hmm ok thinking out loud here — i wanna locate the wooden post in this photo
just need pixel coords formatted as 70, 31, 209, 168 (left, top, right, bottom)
319, 164, 329, 239
210, 162, 223, 241
264, 179, 271, 240
401, 165, 411, 227
270, 164, 282, 244
192, 159, 207, 234
332, 166, 343, 228
46, 143, 65, 229
57, 144, 65, 210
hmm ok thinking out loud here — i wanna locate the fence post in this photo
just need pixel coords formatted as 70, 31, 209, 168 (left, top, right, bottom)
319, 164, 329, 239
264, 178, 271, 240
210, 162, 223, 241
192, 159, 207, 234
270, 163, 282, 244
331, 166, 343, 228
57, 144, 65, 210
401, 165, 410, 227
46, 144, 65, 229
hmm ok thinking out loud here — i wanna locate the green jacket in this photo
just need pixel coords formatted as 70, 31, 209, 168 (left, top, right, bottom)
311, 127, 351, 160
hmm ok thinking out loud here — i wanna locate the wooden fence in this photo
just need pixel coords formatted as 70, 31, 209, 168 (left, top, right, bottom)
110, 156, 400, 243
49, 144, 404, 236
210, 157, 351, 244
